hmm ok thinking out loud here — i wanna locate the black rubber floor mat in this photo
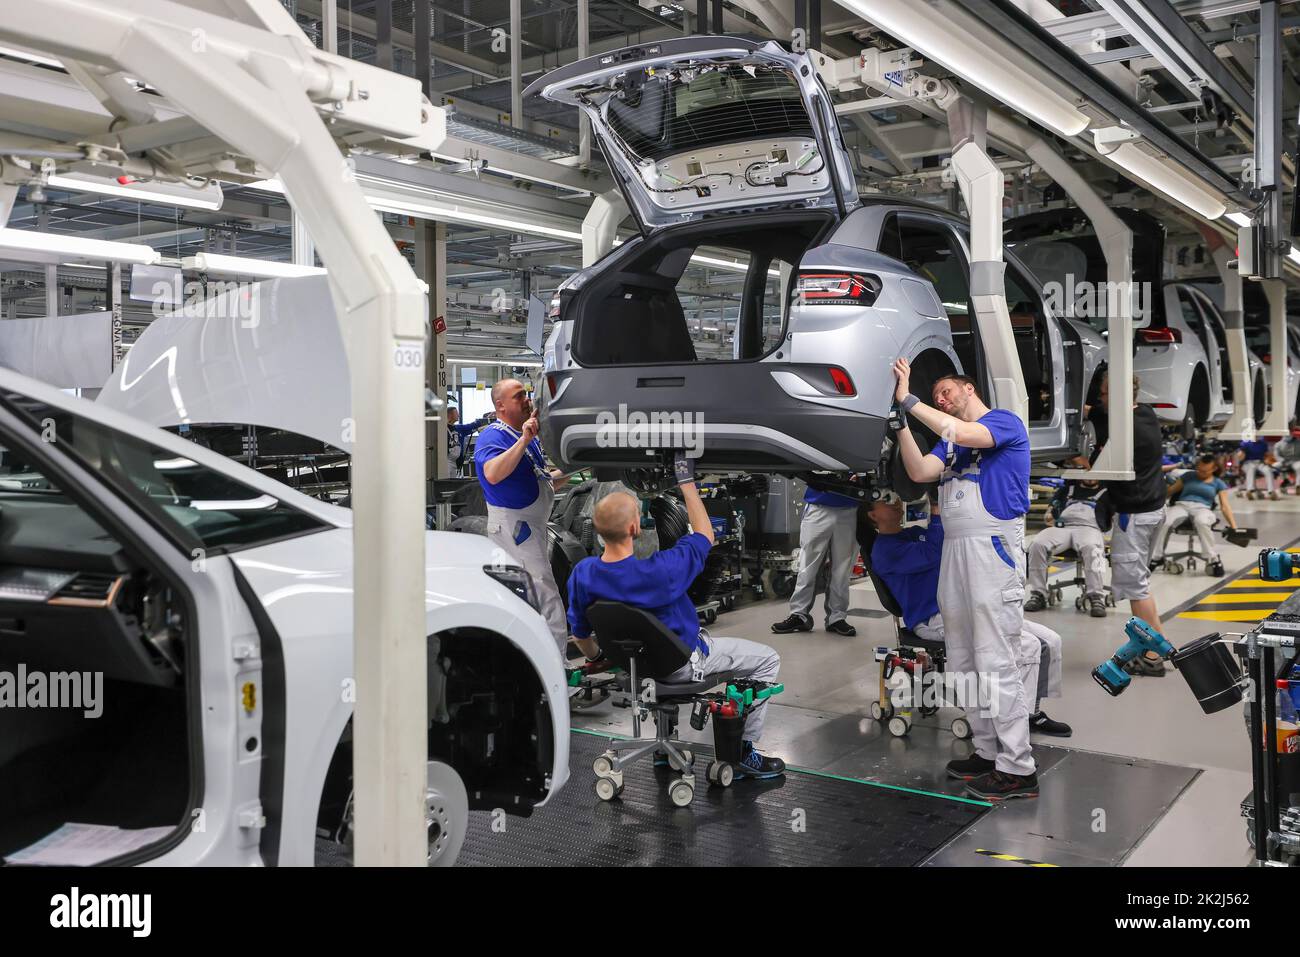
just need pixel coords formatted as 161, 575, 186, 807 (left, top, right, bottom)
454, 731, 989, 867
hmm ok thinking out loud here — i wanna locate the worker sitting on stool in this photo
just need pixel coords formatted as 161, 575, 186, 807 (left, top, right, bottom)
1150, 453, 1239, 578
771, 482, 860, 637
1025, 479, 1111, 617
567, 454, 786, 779
866, 494, 1070, 739
1235, 437, 1278, 500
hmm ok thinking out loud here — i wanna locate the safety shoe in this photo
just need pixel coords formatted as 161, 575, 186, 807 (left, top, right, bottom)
826, 619, 857, 637
1024, 591, 1047, 613
966, 770, 1039, 801
1124, 655, 1167, 678
771, 612, 814, 634
1207, 559, 1225, 577
1088, 595, 1107, 618
737, 742, 785, 779
946, 753, 997, 780
1029, 711, 1073, 737
1148, 557, 1165, 572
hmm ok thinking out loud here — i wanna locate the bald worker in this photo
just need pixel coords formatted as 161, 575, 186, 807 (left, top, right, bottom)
475, 378, 569, 652
568, 456, 786, 778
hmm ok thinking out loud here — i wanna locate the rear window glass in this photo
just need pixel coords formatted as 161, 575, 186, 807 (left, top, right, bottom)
607, 64, 812, 161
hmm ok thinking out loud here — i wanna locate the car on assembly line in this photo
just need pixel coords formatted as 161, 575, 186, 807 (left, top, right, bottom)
1187, 278, 1300, 425
526, 36, 1103, 488
0, 365, 569, 868
1006, 207, 1268, 435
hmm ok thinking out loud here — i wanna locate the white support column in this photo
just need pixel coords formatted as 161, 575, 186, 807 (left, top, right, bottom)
582, 189, 626, 267
1211, 243, 1256, 439
947, 102, 1028, 424
321, 0, 337, 54
990, 114, 1135, 481
107, 260, 123, 370
292, 210, 315, 267
416, 219, 449, 484
1262, 278, 1290, 434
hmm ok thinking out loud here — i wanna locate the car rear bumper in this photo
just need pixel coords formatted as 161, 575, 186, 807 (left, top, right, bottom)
541, 365, 887, 473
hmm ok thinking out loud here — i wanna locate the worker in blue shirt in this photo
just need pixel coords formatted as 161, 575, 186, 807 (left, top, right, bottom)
771, 482, 860, 637
568, 455, 785, 779
1235, 438, 1277, 500
1150, 453, 1239, 577
892, 359, 1038, 801
867, 493, 1069, 738
475, 378, 570, 652
447, 406, 491, 475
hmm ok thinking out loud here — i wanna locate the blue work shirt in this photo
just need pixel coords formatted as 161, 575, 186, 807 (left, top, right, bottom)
930, 409, 1031, 520
871, 518, 944, 630
1240, 440, 1270, 462
474, 421, 549, 509
449, 417, 488, 463
804, 486, 860, 509
1178, 476, 1226, 509
567, 532, 712, 657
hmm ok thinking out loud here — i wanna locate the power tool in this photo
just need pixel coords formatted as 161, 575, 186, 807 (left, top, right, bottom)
1259, 548, 1300, 581
1092, 616, 1176, 696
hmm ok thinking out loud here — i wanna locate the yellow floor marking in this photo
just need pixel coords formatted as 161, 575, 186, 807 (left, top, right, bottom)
1179, 609, 1274, 622
1181, 592, 1297, 603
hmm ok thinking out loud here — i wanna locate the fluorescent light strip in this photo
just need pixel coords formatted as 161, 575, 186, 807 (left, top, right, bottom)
242, 177, 585, 243
183, 253, 326, 280
1226, 212, 1251, 228
1093, 134, 1227, 220
446, 356, 544, 367
47, 174, 223, 211
0, 228, 160, 265
836, 0, 1090, 138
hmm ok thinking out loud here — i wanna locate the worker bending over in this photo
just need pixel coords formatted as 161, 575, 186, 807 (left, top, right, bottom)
1235, 438, 1277, 500
1150, 453, 1239, 578
1025, 479, 1110, 617
867, 495, 1070, 742
567, 456, 786, 779
475, 379, 570, 652
771, 483, 860, 637
892, 360, 1038, 800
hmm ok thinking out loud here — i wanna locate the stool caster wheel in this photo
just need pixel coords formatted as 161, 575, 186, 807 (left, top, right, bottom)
593, 751, 617, 776
666, 749, 693, 771
668, 776, 695, 807
870, 700, 884, 721
1105, 592, 1116, 607
1074, 595, 1084, 611
951, 717, 972, 740
706, 761, 734, 788
888, 715, 910, 737
1168, 562, 1184, 575
595, 772, 624, 801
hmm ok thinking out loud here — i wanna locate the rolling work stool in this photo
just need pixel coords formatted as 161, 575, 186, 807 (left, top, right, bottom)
865, 568, 972, 741
1160, 517, 1217, 575
585, 601, 782, 808
1044, 546, 1116, 611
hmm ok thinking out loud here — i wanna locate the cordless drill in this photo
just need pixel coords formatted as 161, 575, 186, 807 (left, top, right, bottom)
1092, 616, 1176, 696
1258, 548, 1300, 581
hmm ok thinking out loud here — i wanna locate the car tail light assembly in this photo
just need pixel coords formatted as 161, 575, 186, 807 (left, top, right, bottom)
794, 271, 882, 306
1137, 327, 1182, 344
828, 366, 856, 396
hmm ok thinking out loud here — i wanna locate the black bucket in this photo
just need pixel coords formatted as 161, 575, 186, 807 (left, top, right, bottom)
712, 710, 746, 765
1170, 633, 1243, 715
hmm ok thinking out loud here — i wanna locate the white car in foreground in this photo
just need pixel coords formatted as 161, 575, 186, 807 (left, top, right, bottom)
0, 368, 568, 867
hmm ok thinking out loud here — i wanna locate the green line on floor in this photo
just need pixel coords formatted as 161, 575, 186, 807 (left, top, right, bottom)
569, 727, 994, 808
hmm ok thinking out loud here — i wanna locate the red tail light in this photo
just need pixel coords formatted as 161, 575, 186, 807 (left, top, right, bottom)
1262, 353, 1272, 364
795, 272, 882, 305
829, 366, 856, 396
1137, 327, 1182, 344
546, 373, 558, 398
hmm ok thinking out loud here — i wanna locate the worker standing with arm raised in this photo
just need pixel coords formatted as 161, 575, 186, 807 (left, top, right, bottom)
892, 358, 1038, 801
475, 378, 570, 654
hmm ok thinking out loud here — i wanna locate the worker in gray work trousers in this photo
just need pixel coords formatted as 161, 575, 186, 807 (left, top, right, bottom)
475, 378, 569, 653
771, 484, 860, 637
